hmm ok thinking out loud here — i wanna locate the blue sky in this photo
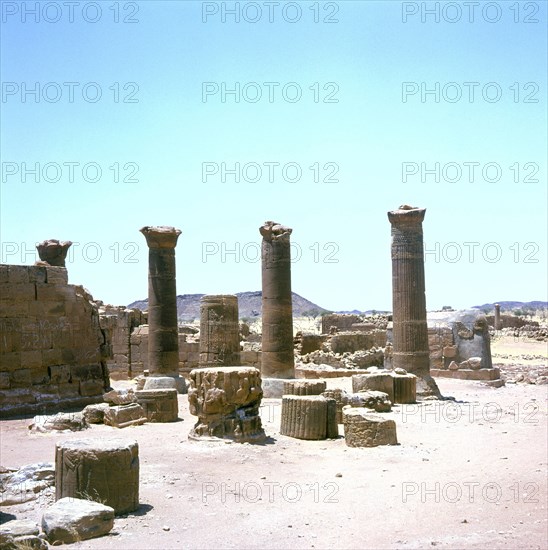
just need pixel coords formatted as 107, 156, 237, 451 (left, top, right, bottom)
1, 0, 546, 311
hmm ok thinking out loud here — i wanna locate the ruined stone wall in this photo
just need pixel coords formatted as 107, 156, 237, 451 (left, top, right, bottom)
330, 331, 386, 354
321, 314, 361, 334
99, 306, 146, 379
0, 264, 109, 417
485, 314, 538, 330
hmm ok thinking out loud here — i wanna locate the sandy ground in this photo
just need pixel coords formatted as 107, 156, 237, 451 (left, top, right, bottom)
1, 338, 547, 550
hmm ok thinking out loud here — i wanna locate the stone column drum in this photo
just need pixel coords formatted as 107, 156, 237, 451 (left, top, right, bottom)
55, 439, 139, 515
387, 206, 440, 397
199, 295, 240, 367
36, 239, 72, 267
140, 226, 186, 392
188, 366, 265, 442
260, 221, 295, 379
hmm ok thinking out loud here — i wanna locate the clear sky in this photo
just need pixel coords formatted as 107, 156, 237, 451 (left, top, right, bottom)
1, 0, 546, 312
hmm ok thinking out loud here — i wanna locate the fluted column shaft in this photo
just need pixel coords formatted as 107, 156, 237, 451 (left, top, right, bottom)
260, 221, 295, 379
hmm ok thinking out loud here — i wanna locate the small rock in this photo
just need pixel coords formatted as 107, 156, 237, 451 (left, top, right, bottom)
335, 473, 342, 478
162, 526, 170, 531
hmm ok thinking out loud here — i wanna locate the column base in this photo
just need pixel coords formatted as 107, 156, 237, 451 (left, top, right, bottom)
262, 378, 297, 398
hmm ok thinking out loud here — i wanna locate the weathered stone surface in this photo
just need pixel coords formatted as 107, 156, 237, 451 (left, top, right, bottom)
260, 221, 294, 379
388, 206, 440, 397
55, 438, 139, 514
0, 519, 39, 538
199, 295, 240, 367
0, 520, 47, 550
29, 412, 87, 433
188, 366, 265, 442
283, 380, 327, 396
321, 388, 347, 423
393, 373, 417, 404
42, 497, 114, 543
448, 360, 459, 370
281, 395, 337, 440
352, 373, 394, 402
0, 462, 55, 506
82, 403, 110, 424
343, 408, 398, 447
140, 226, 186, 394
103, 388, 137, 405
349, 390, 392, 412
468, 357, 482, 370
135, 389, 178, 422
431, 368, 501, 381
103, 404, 146, 428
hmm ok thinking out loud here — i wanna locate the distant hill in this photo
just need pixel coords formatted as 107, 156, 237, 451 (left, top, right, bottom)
128, 291, 330, 321
472, 301, 547, 312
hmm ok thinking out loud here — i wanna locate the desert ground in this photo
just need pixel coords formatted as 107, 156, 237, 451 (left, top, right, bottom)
1, 336, 547, 550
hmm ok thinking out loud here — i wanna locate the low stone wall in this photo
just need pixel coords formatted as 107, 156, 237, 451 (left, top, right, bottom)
330, 331, 386, 354
321, 314, 361, 334
0, 264, 109, 417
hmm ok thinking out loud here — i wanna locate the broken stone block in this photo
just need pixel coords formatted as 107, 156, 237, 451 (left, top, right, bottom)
188, 366, 265, 442
0, 520, 47, 550
0, 462, 55, 506
135, 389, 178, 422
103, 403, 146, 428
321, 388, 348, 423
82, 403, 110, 424
29, 412, 87, 433
280, 395, 337, 440
393, 373, 417, 404
448, 361, 459, 370
103, 388, 137, 405
55, 438, 139, 514
349, 390, 392, 412
352, 372, 394, 402
468, 357, 482, 370
42, 497, 114, 543
282, 380, 327, 396
443, 345, 457, 358
343, 408, 398, 447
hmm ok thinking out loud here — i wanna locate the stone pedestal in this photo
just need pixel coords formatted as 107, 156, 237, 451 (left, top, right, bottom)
342, 409, 398, 447
55, 439, 139, 514
388, 205, 440, 397
140, 226, 186, 393
283, 380, 326, 396
36, 239, 72, 267
280, 395, 338, 440
188, 366, 265, 442
136, 389, 178, 422
199, 295, 240, 367
260, 221, 295, 379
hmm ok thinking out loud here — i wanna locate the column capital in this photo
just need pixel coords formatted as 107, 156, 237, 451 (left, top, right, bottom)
36, 239, 73, 267
259, 221, 292, 242
140, 226, 181, 248
387, 205, 426, 226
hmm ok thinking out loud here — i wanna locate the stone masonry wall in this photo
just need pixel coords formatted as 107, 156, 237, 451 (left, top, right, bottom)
0, 264, 109, 417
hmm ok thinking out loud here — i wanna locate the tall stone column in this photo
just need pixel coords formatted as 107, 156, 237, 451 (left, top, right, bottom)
140, 226, 186, 392
387, 205, 440, 397
199, 294, 241, 367
260, 221, 295, 379
36, 239, 72, 267
494, 303, 501, 330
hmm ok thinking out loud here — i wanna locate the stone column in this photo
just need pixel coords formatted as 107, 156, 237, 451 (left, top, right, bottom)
199, 294, 240, 367
260, 221, 294, 379
494, 303, 501, 330
36, 239, 72, 267
387, 205, 440, 397
140, 226, 186, 392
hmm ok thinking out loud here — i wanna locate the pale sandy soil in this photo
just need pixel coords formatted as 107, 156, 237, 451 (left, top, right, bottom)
1, 339, 547, 550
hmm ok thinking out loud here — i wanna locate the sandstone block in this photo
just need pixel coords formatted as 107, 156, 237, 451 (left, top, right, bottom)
30, 412, 87, 433
0, 300, 29, 317
0, 372, 10, 389
8, 266, 30, 284
27, 265, 47, 283
280, 395, 337, 440
103, 388, 137, 405
44, 266, 68, 284
82, 403, 110, 424
10, 368, 31, 388
283, 380, 327, 396
448, 360, 459, 370
48, 365, 71, 383
443, 345, 457, 358
103, 403, 146, 428
352, 372, 394, 402
349, 390, 392, 412
42, 497, 114, 543
321, 388, 348, 423
468, 357, 482, 370
136, 389, 178, 422
79, 380, 104, 397
55, 438, 139, 514
21, 350, 42, 369
343, 408, 398, 447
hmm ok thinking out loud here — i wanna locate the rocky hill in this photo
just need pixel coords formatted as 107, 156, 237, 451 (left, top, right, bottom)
473, 301, 547, 313
128, 291, 330, 321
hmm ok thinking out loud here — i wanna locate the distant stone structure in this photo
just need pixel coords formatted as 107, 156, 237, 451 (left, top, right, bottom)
199, 295, 240, 367
260, 221, 294, 379
36, 239, 72, 267
388, 205, 440, 396
0, 262, 109, 417
140, 226, 186, 392
494, 304, 501, 330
